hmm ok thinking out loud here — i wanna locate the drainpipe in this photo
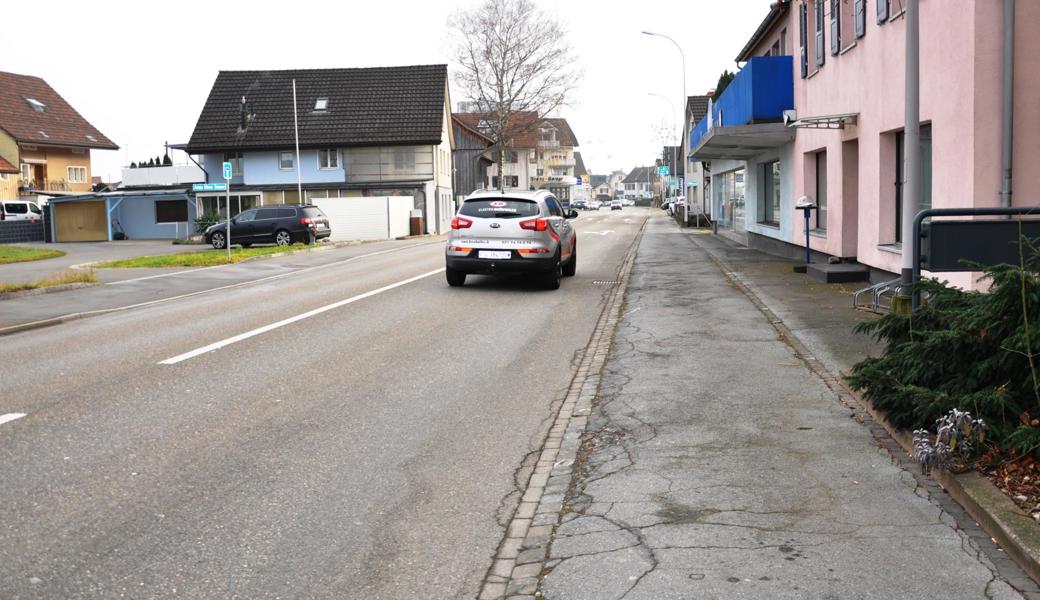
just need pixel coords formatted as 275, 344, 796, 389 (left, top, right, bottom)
1000, 0, 1015, 209
898, 0, 920, 299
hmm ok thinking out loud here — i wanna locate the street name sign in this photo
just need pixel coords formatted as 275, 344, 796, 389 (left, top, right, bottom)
192, 183, 227, 192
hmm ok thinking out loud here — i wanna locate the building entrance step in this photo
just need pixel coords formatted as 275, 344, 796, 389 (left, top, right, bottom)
807, 262, 870, 283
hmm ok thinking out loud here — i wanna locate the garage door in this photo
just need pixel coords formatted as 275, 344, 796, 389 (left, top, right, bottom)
55, 201, 108, 242
313, 197, 412, 241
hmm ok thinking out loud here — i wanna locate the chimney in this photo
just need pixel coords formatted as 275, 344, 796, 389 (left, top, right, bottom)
240, 96, 247, 130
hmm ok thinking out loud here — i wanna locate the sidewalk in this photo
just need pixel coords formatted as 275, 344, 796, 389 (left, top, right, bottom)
537, 215, 1036, 599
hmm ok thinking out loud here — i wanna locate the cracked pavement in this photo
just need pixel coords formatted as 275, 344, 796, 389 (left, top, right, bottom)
537, 216, 1027, 599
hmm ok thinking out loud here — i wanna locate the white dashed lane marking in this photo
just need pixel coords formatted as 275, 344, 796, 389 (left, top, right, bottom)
0, 413, 27, 427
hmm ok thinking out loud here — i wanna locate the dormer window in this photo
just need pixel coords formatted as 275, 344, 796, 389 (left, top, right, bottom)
25, 97, 46, 112
314, 97, 328, 111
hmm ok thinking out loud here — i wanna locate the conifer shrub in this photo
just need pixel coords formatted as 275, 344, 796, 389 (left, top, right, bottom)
847, 234, 1040, 454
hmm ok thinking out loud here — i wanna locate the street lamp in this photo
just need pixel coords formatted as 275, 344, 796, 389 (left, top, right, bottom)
642, 30, 687, 218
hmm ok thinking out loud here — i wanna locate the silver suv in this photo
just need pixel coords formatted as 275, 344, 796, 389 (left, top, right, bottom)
445, 189, 578, 289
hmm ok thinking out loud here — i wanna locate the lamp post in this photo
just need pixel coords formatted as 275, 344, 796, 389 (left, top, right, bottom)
642, 31, 687, 221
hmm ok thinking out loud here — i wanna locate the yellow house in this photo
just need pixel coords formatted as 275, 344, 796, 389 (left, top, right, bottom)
0, 70, 118, 202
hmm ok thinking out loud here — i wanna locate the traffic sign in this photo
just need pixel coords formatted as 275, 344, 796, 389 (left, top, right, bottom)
192, 183, 227, 192
223, 162, 233, 180
657, 165, 670, 176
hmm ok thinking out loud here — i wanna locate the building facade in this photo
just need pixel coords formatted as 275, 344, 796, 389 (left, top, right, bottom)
690, 0, 1040, 289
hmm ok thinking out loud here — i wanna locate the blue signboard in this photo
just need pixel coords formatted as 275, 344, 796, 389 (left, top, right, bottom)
192, 183, 228, 192
222, 162, 233, 180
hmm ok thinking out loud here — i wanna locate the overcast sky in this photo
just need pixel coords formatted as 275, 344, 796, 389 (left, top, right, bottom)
7, 0, 770, 182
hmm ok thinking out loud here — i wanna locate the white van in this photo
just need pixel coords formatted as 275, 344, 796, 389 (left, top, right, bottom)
0, 201, 43, 222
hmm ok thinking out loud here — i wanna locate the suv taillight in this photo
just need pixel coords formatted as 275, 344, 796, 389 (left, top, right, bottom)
519, 218, 549, 232
451, 216, 473, 229
301, 217, 313, 225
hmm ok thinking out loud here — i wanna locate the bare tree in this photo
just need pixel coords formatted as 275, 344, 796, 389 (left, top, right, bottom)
449, 0, 580, 191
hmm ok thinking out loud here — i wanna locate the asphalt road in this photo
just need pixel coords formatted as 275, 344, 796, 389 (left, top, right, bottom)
0, 207, 649, 599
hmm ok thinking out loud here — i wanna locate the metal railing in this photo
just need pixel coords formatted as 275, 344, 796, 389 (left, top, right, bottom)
853, 278, 901, 314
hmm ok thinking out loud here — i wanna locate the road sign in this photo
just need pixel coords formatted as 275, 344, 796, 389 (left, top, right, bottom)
657, 165, 670, 176
222, 162, 232, 261
192, 183, 227, 192
223, 162, 233, 180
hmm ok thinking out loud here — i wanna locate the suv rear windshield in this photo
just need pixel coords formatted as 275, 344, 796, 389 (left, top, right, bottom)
459, 199, 539, 219
302, 207, 326, 219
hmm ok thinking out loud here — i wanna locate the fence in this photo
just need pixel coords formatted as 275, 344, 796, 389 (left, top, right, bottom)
0, 220, 45, 243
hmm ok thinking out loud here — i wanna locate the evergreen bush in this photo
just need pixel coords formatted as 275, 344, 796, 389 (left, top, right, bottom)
848, 233, 1040, 454
194, 213, 221, 234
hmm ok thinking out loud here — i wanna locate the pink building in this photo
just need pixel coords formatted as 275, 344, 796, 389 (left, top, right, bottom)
691, 0, 1040, 290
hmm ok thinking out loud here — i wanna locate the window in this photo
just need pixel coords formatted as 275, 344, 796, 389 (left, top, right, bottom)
38, 131, 49, 139
314, 97, 328, 111
86, 134, 98, 143
507, 151, 518, 163
279, 152, 294, 170
540, 128, 556, 142
24, 97, 45, 112
223, 152, 243, 176
760, 161, 781, 225
545, 196, 563, 217
830, 0, 841, 55
394, 148, 416, 172
877, 0, 889, 23
799, 3, 809, 78
318, 149, 339, 170
854, 0, 866, 38
4, 203, 27, 214
155, 199, 189, 223
20, 163, 31, 182
67, 166, 87, 184
255, 208, 279, 220
894, 124, 932, 243
459, 198, 539, 219
815, 0, 826, 66
780, 28, 787, 55
235, 209, 257, 222
770, 40, 780, 56
815, 151, 828, 230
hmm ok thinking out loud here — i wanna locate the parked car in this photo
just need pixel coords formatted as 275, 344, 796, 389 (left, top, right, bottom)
0, 201, 43, 222
610, 199, 623, 211
588, 200, 602, 210
445, 189, 578, 290
204, 204, 331, 249
572, 199, 588, 210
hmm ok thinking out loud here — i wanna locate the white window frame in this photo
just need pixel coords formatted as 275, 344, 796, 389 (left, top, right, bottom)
67, 166, 87, 184
317, 149, 339, 170
314, 97, 329, 111
278, 152, 294, 171
20, 163, 31, 181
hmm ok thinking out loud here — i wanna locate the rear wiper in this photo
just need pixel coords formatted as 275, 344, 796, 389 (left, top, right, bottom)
494, 213, 522, 218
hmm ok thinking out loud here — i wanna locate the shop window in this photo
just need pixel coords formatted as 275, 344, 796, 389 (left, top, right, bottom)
760, 161, 781, 225
815, 151, 828, 231
894, 124, 932, 243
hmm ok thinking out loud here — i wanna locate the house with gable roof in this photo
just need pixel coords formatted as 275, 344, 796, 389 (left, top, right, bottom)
185, 64, 455, 234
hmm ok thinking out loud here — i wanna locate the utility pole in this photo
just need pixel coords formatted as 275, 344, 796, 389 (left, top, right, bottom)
895, 0, 920, 312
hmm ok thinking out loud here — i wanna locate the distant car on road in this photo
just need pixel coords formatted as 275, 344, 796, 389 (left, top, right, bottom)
0, 201, 43, 222
588, 200, 602, 210
205, 204, 331, 249
610, 199, 622, 211
445, 189, 578, 289
572, 199, 588, 210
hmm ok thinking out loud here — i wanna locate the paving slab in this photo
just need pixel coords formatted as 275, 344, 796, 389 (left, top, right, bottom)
538, 216, 1035, 599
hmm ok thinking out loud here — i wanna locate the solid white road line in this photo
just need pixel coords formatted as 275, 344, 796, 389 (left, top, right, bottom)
0, 413, 26, 426
159, 268, 445, 365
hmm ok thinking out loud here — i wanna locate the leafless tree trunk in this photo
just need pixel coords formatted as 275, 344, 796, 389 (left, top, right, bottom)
449, 0, 581, 192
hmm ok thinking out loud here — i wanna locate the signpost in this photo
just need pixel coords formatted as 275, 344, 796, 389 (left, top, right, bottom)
223, 161, 233, 262
657, 165, 670, 176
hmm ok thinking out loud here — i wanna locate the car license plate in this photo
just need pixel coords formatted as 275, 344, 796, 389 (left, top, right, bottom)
479, 251, 511, 260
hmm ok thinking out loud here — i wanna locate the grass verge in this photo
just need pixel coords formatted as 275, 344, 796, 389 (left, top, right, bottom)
94, 244, 315, 268
0, 245, 66, 264
0, 270, 97, 293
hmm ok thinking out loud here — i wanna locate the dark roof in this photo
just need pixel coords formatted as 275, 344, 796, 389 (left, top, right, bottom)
735, 0, 791, 62
686, 95, 711, 125
590, 174, 608, 187
574, 151, 588, 176
623, 166, 656, 183
544, 118, 579, 147
454, 113, 579, 149
186, 65, 448, 153
0, 71, 118, 150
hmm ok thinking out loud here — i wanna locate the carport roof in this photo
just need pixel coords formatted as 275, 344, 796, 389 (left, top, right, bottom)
0, 156, 17, 173
691, 123, 794, 160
